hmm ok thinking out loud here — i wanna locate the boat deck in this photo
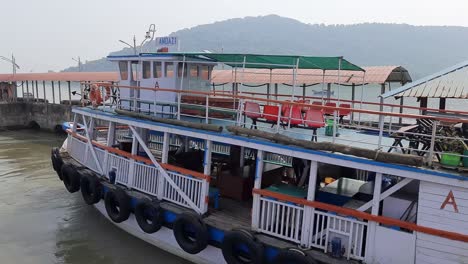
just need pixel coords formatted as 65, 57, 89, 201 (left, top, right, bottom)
204, 197, 251, 231
79, 106, 468, 180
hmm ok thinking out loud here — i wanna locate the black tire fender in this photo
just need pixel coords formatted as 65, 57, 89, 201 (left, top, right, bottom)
221, 229, 263, 264
173, 213, 208, 254
80, 173, 102, 205
273, 248, 317, 264
135, 199, 164, 234
51, 148, 64, 180
104, 187, 131, 223
61, 164, 80, 193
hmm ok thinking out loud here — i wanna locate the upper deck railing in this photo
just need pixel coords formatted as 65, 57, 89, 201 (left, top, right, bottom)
87, 82, 468, 170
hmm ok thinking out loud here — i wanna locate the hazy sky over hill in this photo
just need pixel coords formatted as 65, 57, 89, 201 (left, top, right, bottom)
0, 0, 467, 73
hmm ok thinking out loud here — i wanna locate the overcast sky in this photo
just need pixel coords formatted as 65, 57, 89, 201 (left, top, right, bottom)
1, 0, 467, 73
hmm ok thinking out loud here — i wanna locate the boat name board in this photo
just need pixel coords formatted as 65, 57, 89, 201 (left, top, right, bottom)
155, 37, 178, 46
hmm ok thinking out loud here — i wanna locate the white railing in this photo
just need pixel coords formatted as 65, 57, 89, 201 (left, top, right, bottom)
133, 162, 160, 195
85, 147, 106, 173
66, 136, 208, 213
257, 196, 304, 243
67, 136, 87, 164
253, 190, 368, 261
105, 153, 130, 185
309, 210, 367, 260
163, 171, 204, 211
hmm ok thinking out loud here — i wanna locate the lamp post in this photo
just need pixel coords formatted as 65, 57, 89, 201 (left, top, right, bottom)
0, 54, 20, 75
72, 57, 82, 72
119, 35, 137, 55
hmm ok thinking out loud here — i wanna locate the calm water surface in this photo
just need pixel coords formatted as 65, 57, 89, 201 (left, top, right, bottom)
0, 129, 189, 264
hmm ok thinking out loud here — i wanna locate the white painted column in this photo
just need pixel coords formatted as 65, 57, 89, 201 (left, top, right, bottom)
102, 122, 115, 179
201, 140, 212, 213
300, 160, 318, 247
68, 113, 78, 153
239, 146, 245, 171
157, 132, 170, 200
365, 172, 383, 263
203, 140, 212, 175
128, 127, 139, 189
251, 150, 264, 231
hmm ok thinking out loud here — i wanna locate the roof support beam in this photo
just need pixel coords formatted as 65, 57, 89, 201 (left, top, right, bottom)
357, 177, 413, 212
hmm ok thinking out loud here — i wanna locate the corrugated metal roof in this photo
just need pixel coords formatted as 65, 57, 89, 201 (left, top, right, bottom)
382, 60, 468, 99
0, 72, 119, 82
211, 66, 411, 86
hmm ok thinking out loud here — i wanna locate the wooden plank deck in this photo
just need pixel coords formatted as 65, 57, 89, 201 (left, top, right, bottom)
203, 197, 251, 231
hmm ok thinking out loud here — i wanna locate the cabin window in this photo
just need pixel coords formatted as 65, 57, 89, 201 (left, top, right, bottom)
190, 65, 199, 78
165, 63, 174, 77
200, 66, 210, 80
178, 63, 188, 78
153, 61, 162, 78
131, 61, 138, 81
119, 61, 128, 80
142, 61, 151, 79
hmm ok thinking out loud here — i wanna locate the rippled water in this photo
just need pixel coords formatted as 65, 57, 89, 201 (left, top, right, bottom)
0, 130, 189, 264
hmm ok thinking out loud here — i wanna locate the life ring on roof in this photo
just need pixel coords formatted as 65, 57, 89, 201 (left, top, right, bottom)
89, 84, 102, 106
89, 84, 110, 107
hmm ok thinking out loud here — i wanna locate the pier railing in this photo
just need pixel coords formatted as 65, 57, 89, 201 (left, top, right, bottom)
95, 83, 468, 168
66, 132, 210, 214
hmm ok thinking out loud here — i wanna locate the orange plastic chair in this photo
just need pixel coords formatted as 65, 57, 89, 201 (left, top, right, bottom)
304, 109, 325, 141
263, 105, 280, 123
244, 102, 261, 129
338, 103, 351, 123
281, 105, 303, 126
324, 102, 336, 116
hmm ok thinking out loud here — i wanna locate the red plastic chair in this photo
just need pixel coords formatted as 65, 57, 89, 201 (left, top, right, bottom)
324, 102, 336, 116
338, 103, 351, 123
295, 99, 311, 112
304, 109, 325, 141
244, 102, 261, 129
281, 105, 303, 126
263, 105, 280, 124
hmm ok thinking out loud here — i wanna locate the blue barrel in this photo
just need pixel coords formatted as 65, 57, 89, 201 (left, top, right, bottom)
331, 237, 342, 258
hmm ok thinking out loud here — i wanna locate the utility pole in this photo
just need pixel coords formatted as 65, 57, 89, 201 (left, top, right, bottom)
0, 54, 20, 75
72, 57, 82, 72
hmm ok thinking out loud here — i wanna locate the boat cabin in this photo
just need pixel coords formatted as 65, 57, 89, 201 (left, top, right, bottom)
109, 54, 216, 115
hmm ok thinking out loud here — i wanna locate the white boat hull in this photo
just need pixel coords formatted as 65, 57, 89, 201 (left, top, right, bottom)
93, 201, 227, 264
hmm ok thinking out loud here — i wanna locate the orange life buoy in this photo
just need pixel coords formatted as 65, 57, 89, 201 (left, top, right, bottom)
89, 84, 103, 107
104, 86, 111, 101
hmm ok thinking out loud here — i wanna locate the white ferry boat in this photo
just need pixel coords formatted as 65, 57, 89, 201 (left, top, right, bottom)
51, 51, 468, 264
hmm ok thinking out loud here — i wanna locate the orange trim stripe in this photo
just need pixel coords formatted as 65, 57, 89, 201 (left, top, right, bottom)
67, 131, 210, 181
253, 188, 468, 243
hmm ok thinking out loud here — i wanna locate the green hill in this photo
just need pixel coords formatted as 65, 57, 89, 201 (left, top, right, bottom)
63, 15, 468, 79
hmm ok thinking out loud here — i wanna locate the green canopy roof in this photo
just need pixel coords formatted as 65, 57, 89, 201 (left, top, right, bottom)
139, 52, 364, 71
